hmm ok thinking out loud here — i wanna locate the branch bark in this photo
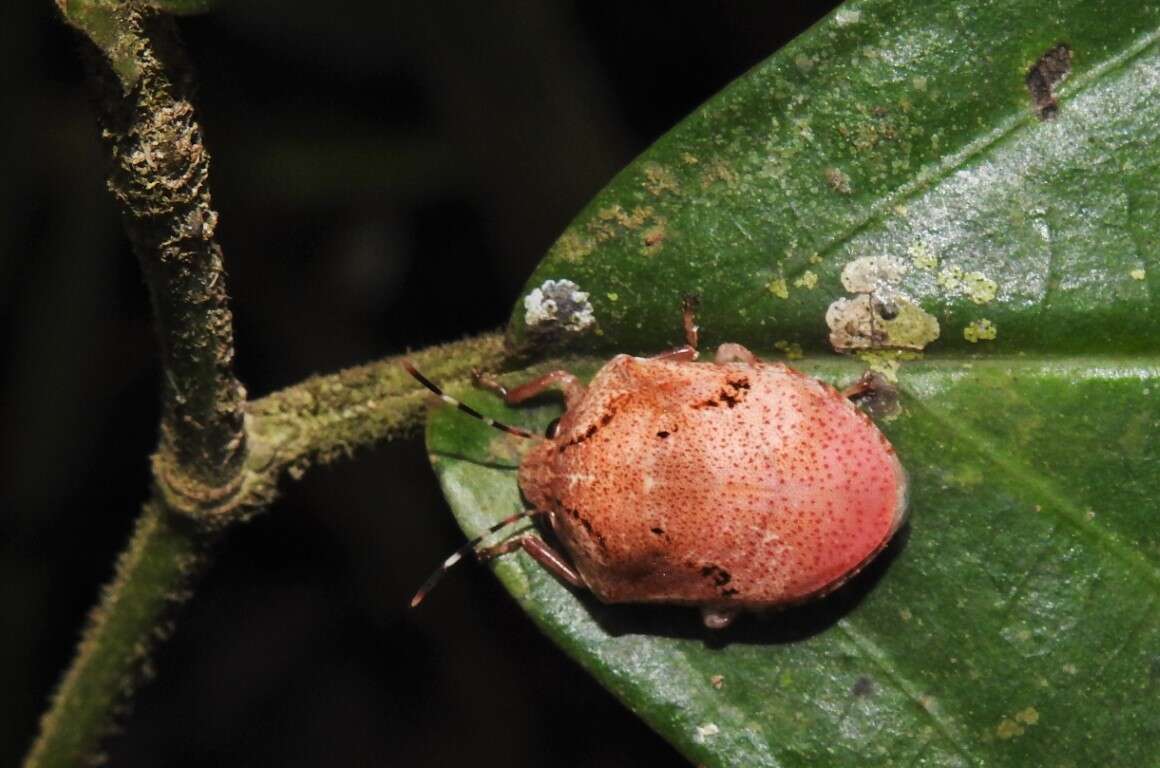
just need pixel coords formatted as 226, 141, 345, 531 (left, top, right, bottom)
25, 3, 514, 765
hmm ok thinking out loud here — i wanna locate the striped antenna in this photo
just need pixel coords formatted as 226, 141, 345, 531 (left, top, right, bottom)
410, 510, 546, 607
403, 360, 536, 439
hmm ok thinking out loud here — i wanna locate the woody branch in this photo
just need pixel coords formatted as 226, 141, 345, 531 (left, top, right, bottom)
24, 3, 507, 766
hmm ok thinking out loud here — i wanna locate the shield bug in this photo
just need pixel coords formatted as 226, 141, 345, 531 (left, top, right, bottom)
407, 298, 907, 629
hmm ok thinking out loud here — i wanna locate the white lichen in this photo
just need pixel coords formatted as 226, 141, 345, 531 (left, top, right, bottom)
834, 8, 862, 26
694, 723, 720, 743
840, 255, 908, 294
524, 279, 595, 333
827, 254, 939, 352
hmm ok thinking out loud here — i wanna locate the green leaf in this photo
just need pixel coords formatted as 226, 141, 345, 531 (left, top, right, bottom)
426, 1, 1160, 765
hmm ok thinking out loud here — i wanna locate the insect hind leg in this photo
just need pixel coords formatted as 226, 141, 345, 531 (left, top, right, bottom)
477, 533, 586, 589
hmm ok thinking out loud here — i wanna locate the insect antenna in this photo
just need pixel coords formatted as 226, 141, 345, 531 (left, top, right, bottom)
403, 360, 536, 439
410, 510, 547, 607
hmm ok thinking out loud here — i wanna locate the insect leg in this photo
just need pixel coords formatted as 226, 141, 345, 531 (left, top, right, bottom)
474, 368, 587, 411
648, 295, 702, 362
477, 533, 586, 590
714, 343, 761, 365
403, 360, 536, 438
841, 371, 885, 400
409, 510, 547, 607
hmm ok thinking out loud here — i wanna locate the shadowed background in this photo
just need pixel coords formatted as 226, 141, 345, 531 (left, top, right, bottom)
3, 2, 839, 765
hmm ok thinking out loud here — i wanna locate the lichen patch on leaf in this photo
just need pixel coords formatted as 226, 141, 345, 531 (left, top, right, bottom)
524, 279, 595, 334
963, 318, 998, 343
793, 270, 818, 289
840, 255, 908, 294
827, 295, 940, 351
907, 241, 938, 270
643, 162, 681, 196
963, 272, 998, 304
767, 276, 790, 299
694, 723, 721, 743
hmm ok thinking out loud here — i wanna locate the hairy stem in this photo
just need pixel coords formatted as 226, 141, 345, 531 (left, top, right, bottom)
23, 330, 511, 768
244, 332, 509, 495
23, 499, 209, 768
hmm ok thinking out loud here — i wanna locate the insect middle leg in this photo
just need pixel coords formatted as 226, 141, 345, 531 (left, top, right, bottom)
476, 533, 587, 589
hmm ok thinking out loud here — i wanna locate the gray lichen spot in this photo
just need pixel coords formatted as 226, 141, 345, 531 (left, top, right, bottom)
840, 255, 908, 294
824, 166, 853, 194
524, 279, 595, 334
827, 295, 940, 351
828, 254, 939, 352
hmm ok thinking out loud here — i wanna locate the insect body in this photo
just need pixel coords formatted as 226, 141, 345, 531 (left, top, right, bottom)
408, 300, 907, 629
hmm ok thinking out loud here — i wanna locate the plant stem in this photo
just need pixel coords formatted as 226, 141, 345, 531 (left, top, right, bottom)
23, 498, 209, 768
22, 330, 510, 768
245, 332, 509, 494
75, 1, 248, 515
26, 3, 518, 765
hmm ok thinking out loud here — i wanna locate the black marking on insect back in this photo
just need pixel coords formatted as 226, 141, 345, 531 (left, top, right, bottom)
1027, 43, 1071, 120
561, 502, 608, 550
656, 430, 671, 439
558, 396, 626, 452
692, 375, 751, 410
700, 564, 732, 587
697, 563, 741, 597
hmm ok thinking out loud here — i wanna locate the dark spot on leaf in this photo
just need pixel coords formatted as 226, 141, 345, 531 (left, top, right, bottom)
1027, 43, 1071, 120
852, 676, 874, 697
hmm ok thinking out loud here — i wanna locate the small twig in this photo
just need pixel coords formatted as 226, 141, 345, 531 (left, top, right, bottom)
244, 333, 509, 498
22, 331, 509, 768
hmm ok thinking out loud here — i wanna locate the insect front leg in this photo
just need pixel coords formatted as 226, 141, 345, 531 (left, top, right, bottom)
477, 533, 587, 590
473, 369, 587, 411
649, 294, 701, 362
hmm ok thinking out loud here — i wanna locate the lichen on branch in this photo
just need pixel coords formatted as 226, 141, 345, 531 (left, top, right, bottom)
83, 7, 248, 511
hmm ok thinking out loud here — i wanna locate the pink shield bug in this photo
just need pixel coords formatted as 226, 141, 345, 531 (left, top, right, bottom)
407, 298, 908, 629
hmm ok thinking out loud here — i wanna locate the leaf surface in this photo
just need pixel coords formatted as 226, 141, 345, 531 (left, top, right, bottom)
426, 1, 1160, 765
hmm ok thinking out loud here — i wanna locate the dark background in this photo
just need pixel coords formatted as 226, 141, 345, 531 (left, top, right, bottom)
3, 2, 840, 765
